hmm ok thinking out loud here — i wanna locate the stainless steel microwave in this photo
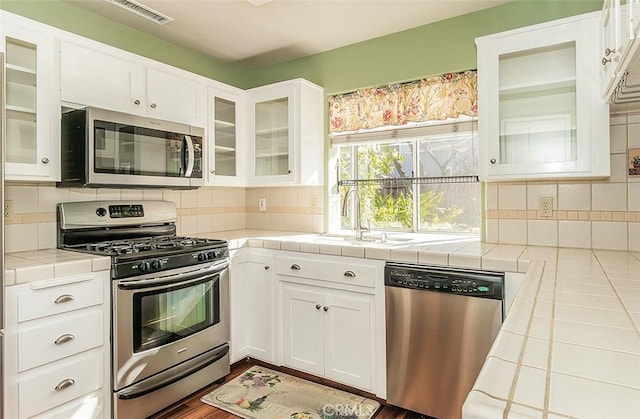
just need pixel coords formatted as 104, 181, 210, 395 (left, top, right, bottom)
59, 107, 204, 188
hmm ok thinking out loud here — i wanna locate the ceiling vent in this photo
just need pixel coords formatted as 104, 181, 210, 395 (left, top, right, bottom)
103, 0, 174, 25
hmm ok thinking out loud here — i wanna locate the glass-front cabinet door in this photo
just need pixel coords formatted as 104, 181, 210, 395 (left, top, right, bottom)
248, 82, 296, 184
207, 86, 245, 186
254, 97, 290, 177
476, 12, 609, 180
3, 19, 58, 181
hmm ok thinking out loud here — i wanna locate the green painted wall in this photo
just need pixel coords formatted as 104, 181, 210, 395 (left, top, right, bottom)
244, 0, 603, 94
1, 0, 602, 93
0, 0, 245, 87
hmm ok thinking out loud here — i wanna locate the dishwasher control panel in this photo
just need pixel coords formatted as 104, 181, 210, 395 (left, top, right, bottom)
385, 263, 503, 300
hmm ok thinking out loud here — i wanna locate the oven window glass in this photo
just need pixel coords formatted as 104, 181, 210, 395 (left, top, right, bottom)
93, 120, 202, 178
133, 276, 220, 353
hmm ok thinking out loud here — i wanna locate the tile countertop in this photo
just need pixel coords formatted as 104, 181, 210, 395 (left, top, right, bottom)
205, 230, 640, 419
4, 249, 111, 285
6, 231, 639, 417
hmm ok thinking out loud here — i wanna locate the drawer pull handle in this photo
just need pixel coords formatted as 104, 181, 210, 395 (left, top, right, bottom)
54, 379, 75, 391
290, 264, 301, 270
54, 294, 75, 304
315, 304, 321, 310
344, 270, 356, 278
54, 333, 75, 345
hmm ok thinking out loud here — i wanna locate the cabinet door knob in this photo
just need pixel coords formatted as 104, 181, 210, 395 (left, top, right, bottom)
288, 169, 292, 174
150, 103, 157, 109
41, 157, 49, 164
290, 263, 301, 270
54, 378, 75, 391
210, 170, 216, 174
264, 265, 270, 270
315, 304, 321, 310
604, 47, 616, 57
489, 158, 497, 164
134, 99, 141, 105
54, 294, 75, 304
602, 57, 612, 66
344, 270, 356, 278
323, 306, 329, 312
54, 333, 75, 345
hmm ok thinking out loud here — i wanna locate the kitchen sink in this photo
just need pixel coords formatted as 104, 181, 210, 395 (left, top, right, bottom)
312, 233, 417, 247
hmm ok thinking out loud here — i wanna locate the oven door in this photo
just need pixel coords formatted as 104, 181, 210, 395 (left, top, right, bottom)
112, 259, 229, 391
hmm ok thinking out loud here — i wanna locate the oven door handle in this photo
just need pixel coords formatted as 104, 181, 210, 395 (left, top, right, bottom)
117, 261, 228, 290
116, 344, 229, 400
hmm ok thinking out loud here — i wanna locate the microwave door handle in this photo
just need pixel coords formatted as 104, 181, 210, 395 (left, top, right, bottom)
182, 135, 195, 177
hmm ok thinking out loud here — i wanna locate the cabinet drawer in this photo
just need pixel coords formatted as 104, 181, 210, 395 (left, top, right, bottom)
18, 308, 104, 372
276, 255, 375, 288
31, 390, 104, 419
18, 274, 104, 322
19, 350, 103, 418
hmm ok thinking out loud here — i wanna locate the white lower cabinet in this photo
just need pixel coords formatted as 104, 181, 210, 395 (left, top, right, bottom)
3, 271, 111, 419
229, 248, 277, 364
229, 249, 386, 396
276, 251, 384, 394
281, 283, 373, 390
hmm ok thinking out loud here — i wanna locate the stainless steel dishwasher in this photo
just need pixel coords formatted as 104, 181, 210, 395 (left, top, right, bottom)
385, 262, 504, 419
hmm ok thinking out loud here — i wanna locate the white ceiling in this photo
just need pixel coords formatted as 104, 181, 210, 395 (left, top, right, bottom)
65, 0, 511, 68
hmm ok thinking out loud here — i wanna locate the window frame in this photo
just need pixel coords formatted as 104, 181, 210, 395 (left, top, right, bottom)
330, 119, 480, 235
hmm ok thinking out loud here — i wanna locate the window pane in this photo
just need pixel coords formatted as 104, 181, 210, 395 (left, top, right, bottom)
418, 183, 480, 233
343, 142, 414, 231
417, 133, 477, 177
417, 131, 479, 233
356, 142, 413, 179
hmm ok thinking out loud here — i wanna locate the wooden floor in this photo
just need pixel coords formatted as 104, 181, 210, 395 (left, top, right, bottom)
150, 358, 426, 419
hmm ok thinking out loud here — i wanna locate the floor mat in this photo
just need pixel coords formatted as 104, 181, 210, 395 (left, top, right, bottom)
201, 366, 380, 419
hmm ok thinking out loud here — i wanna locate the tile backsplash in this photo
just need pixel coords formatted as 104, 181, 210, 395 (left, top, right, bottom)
486, 112, 640, 252
3, 184, 323, 253
5, 111, 640, 253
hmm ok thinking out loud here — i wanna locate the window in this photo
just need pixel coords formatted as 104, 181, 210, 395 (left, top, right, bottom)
333, 120, 480, 234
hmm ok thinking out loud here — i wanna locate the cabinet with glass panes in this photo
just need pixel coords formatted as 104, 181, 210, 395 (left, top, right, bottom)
476, 11, 609, 180
247, 79, 324, 186
2, 14, 59, 181
207, 86, 245, 186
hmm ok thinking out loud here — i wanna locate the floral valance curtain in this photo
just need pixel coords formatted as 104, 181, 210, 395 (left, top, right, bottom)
328, 70, 477, 133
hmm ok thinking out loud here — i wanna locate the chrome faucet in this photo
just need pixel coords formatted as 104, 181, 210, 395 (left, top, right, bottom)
341, 188, 368, 240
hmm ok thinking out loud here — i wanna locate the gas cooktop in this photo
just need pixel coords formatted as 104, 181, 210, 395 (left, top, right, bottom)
67, 236, 227, 257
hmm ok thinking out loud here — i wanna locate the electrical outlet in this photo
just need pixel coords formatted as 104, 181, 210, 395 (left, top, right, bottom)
4, 200, 13, 219
311, 197, 317, 211
539, 197, 553, 217
258, 198, 267, 212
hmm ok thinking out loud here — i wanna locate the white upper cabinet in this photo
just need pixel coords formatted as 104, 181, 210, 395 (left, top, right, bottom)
2, 14, 60, 181
247, 79, 324, 186
207, 85, 246, 186
601, 0, 635, 99
60, 40, 206, 126
476, 12, 610, 181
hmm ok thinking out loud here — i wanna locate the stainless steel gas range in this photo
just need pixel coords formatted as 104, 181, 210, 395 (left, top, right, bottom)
57, 200, 230, 418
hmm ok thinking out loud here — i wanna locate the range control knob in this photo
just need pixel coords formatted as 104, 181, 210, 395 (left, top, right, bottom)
96, 207, 107, 217
151, 259, 162, 269
197, 253, 207, 262
139, 261, 151, 272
